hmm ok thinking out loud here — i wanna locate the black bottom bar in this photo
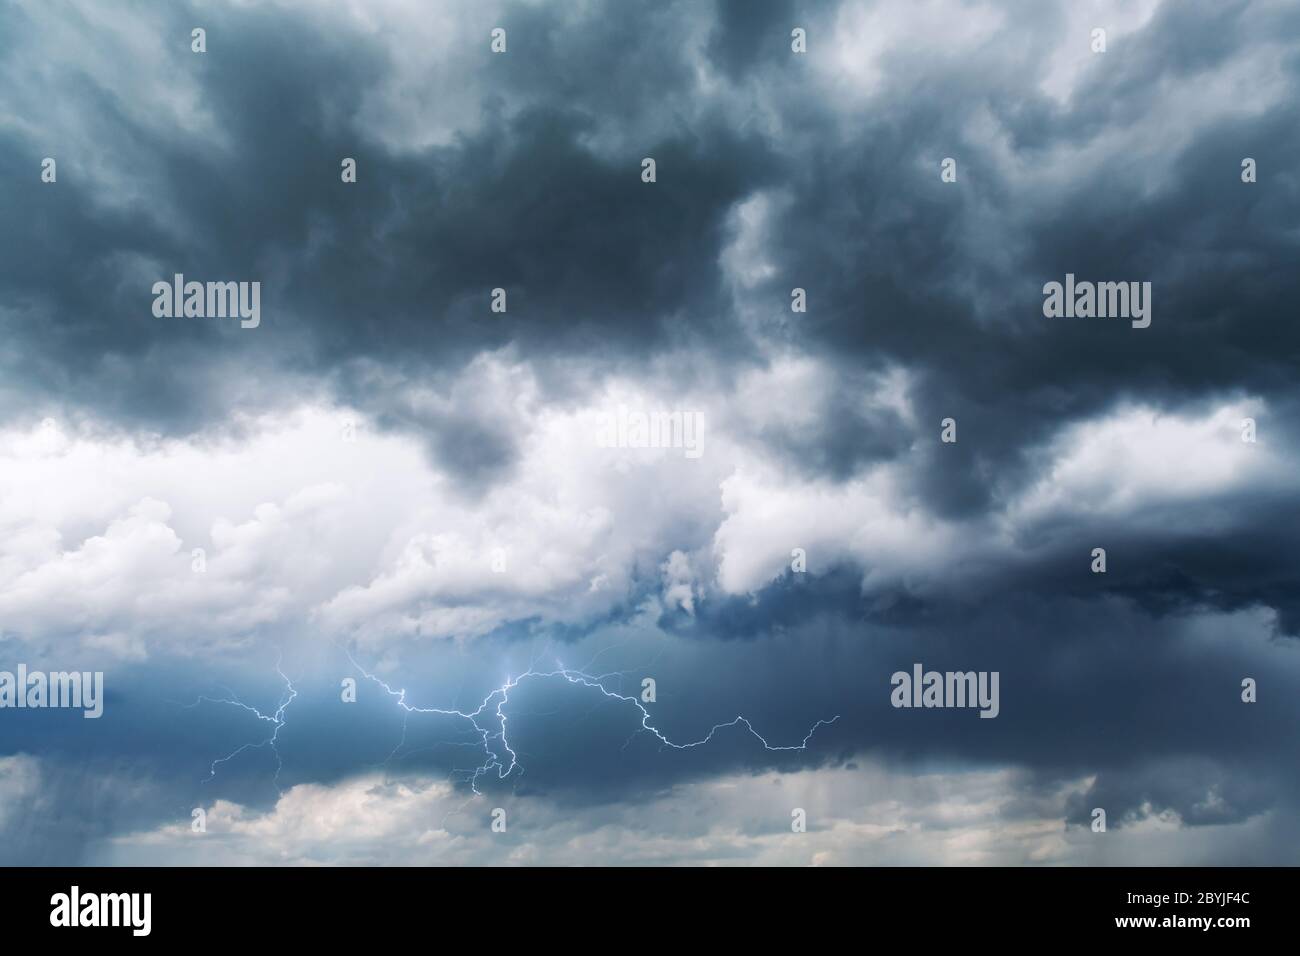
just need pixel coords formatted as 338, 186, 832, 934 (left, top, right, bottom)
2, 866, 1280, 942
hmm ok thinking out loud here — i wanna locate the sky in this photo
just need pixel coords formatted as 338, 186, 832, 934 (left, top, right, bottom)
1, 0, 1298, 866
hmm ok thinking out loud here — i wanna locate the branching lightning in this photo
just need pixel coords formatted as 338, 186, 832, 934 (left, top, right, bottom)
183, 653, 298, 791
182, 645, 837, 801
344, 648, 839, 794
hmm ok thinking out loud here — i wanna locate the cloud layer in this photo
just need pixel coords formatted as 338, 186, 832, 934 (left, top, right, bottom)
1, 0, 1298, 864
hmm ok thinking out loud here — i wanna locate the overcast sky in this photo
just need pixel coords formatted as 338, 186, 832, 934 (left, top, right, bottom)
1, 0, 1298, 865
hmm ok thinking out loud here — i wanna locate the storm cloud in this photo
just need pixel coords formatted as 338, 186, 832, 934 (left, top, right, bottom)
1, 0, 1297, 865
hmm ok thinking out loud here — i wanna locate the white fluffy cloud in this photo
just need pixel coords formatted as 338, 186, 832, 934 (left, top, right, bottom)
92, 758, 1290, 866
1011, 400, 1279, 523
0, 356, 731, 655
0, 350, 1282, 658
0, 407, 428, 656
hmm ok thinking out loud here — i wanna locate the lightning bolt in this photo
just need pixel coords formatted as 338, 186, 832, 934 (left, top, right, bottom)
344, 648, 838, 794
182, 653, 298, 791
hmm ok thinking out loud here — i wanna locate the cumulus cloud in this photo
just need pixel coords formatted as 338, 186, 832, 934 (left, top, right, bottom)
95, 760, 1300, 866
